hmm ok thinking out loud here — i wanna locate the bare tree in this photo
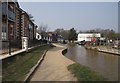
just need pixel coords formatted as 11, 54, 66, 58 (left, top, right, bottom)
54, 28, 69, 40
38, 24, 48, 33
37, 24, 49, 39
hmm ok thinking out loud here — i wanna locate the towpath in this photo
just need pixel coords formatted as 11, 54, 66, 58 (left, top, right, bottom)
30, 43, 77, 81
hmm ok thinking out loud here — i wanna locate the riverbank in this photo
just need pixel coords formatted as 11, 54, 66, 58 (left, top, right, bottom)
30, 43, 77, 81
68, 63, 107, 81
85, 45, 120, 55
2, 45, 51, 81
65, 43, 118, 81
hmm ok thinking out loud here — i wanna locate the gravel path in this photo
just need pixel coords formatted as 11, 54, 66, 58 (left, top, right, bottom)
30, 43, 77, 81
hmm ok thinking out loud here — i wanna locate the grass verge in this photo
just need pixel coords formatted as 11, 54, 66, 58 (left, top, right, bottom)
68, 63, 107, 81
2, 45, 52, 81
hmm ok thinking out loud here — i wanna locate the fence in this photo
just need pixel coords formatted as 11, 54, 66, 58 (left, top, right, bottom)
28, 39, 48, 48
1, 40, 22, 54
1, 39, 48, 55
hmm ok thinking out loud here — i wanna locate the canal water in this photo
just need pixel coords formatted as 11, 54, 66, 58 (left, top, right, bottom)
65, 43, 119, 81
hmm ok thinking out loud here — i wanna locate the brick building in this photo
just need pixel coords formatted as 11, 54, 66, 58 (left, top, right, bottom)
1, 1, 19, 51
16, 5, 22, 40
1, 1, 37, 53
21, 11, 30, 38
21, 11, 37, 41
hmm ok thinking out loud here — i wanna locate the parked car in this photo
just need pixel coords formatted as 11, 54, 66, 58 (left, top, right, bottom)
78, 40, 86, 45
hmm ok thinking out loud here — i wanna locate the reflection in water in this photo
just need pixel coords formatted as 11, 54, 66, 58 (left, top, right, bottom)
65, 44, 118, 81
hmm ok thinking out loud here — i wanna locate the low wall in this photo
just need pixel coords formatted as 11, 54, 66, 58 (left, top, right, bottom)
24, 50, 47, 83
97, 47, 120, 55
62, 48, 68, 55
85, 46, 120, 55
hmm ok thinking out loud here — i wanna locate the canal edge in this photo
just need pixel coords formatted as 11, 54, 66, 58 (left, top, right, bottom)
24, 50, 48, 83
84, 46, 120, 56
62, 48, 68, 55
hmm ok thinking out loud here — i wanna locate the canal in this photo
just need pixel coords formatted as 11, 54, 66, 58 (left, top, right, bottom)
65, 43, 119, 81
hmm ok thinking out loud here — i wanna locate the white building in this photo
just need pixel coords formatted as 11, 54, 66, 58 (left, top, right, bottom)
78, 33, 101, 42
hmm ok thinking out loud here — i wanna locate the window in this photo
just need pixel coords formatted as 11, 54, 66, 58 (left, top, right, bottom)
2, 23, 7, 40
2, 3, 7, 15
2, 32, 6, 40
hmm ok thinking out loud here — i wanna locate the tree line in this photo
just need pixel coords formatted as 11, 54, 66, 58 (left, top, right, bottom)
54, 28, 120, 41
37, 24, 120, 42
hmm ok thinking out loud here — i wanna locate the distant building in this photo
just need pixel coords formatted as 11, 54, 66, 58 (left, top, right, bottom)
78, 33, 101, 42
57, 35, 64, 43
46, 32, 63, 42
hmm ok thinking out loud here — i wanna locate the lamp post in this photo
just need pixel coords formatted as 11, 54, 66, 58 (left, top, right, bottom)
8, 33, 13, 55
8, 38, 11, 55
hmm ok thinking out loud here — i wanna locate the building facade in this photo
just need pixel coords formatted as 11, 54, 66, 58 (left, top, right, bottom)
1, 1, 19, 51
29, 19, 34, 40
16, 6, 22, 40
21, 11, 37, 41
21, 11, 29, 38
1, 1, 37, 53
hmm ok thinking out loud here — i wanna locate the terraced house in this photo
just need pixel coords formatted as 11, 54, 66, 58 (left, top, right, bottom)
1, 0, 37, 54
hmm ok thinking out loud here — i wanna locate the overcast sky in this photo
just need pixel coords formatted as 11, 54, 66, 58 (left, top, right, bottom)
19, 2, 118, 32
